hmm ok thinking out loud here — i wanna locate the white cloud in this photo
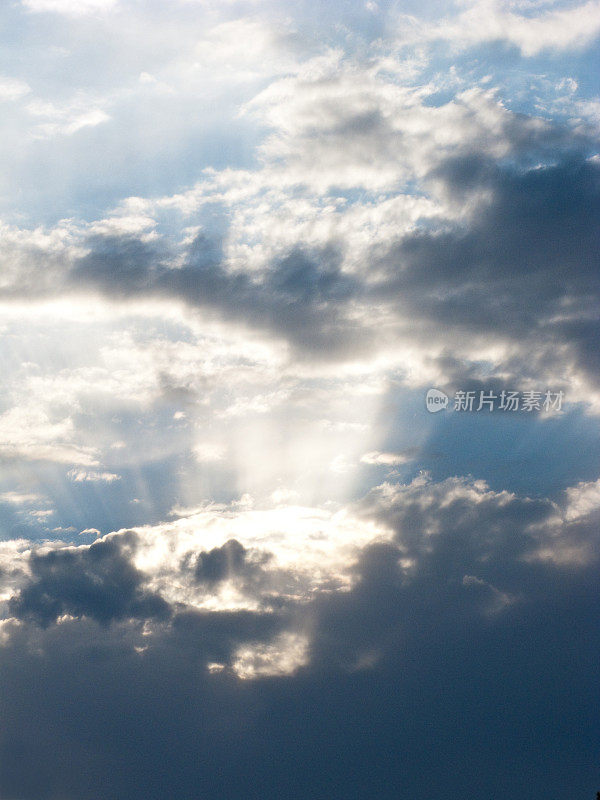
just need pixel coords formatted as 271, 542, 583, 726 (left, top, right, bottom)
0, 492, 45, 506
0, 220, 83, 294
232, 631, 309, 679
87, 214, 157, 238
0, 406, 98, 466
67, 469, 121, 483
21, 0, 118, 15
399, 0, 600, 56
191, 17, 300, 81
27, 99, 110, 138
0, 77, 31, 101
243, 62, 539, 192
564, 478, 600, 521
361, 451, 411, 466
193, 443, 226, 463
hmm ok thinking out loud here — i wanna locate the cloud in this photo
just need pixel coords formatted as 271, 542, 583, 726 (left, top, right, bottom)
62, 145, 600, 405
27, 99, 111, 138
9, 533, 170, 626
193, 539, 268, 585
397, 0, 600, 56
21, 0, 118, 14
67, 469, 121, 483
0, 405, 99, 466
0, 492, 45, 506
0, 76, 31, 101
360, 451, 411, 466
4, 51, 576, 404
0, 474, 598, 798
0, 3, 597, 797
71, 236, 367, 357
244, 69, 536, 191
369, 153, 600, 395
564, 477, 600, 520
0, 220, 83, 296
191, 17, 301, 80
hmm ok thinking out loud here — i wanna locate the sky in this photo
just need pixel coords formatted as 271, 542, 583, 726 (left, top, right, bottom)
0, 1, 599, 798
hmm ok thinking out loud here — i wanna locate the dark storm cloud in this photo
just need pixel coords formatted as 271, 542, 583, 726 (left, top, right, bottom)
192, 538, 270, 585
390, 155, 600, 298
307, 478, 559, 672
169, 606, 286, 664
0, 611, 286, 800
185, 540, 302, 608
0, 477, 599, 799
9, 533, 170, 626
373, 155, 600, 376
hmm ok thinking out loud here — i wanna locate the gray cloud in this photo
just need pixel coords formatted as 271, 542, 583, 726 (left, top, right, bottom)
72, 237, 365, 357
65, 144, 600, 393
191, 538, 272, 588
9, 532, 170, 626
371, 154, 599, 346
0, 476, 599, 799
73, 234, 166, 296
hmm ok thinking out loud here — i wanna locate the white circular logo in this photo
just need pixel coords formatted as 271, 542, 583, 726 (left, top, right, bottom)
425, 388, 449, 412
